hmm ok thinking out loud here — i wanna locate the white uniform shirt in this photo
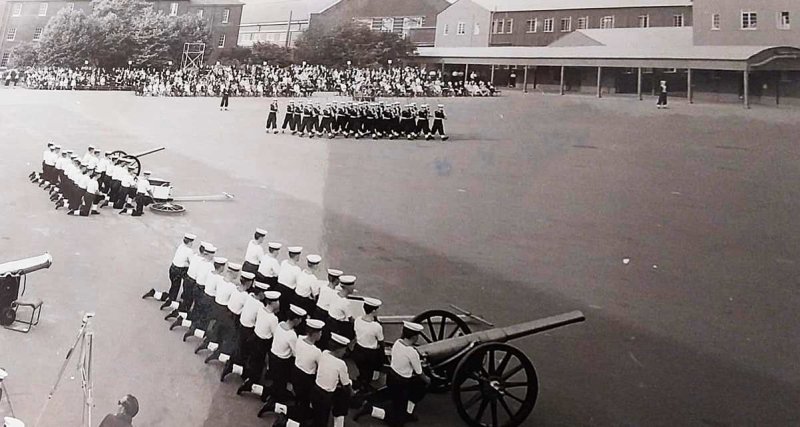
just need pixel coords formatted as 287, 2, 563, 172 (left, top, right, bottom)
254, 307, 279, 339
295, 270, 318, 298
95, 158, 107, 173
77, 174, 88, 189
172, 244, 194, 268
239, 294, 263, 328
121, 173, 135, 188
271, 323, 298, 359
85, 178, 99, 195
215, 279, 236, 305
43, 150, 56, 166
315, 351, 352, 392
277, 260, 301, 289
316, 286, 338, 311
328, 294, 352, 321
294, 337, 322, 375
195, 261, 213, 286
136, 176, 151, 194
227, 288, 247, 314
55, 156, 67, 170
355, 317, 384, 349
244, 240, 265, 265
111, 165, 125, 181
257, 254, 281, 278
390, 340, 423, 378
81, 151, 94, 165
204, 272, 222, 296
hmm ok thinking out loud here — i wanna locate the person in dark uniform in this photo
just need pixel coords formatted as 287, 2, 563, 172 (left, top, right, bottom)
352, 297, 384, 392
292, 102, 303, 135
282, 101, 295, 134
266, 99, 279, 133
431, 104, 449, 141
657, 80, 668, 109
289, 318, 325, 424
99, 394, 139, 427
417, 104, 431, 140
258, 304, 307, 418
311, 333, 353, 427
219, 86, 230, 111
320, 103, 334, 138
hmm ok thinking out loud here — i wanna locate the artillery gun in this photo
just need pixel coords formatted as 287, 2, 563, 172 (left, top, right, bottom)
378, 308, 585, 427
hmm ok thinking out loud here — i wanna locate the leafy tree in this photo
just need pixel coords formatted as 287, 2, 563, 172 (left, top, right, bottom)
250, 42, 293, 66
294, 22, 417, 67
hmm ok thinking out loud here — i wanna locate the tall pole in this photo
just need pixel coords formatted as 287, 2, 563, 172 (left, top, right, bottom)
523, 66, 528, 93
687, 68, 693, 104
596, 66, 602, 98
464, 63, 469, 84
637, 67, 643, 100
743, 66, 750, 109
285, 10, 293, 48
559, 65, 565, 95
490, 64, 495, 84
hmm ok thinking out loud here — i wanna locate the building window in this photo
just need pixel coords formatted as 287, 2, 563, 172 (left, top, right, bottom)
491, 19, 497, 33
506, 19, 513, 33
673, 14, 684, 27
1, 53, 10, 67
456, 21, 465, 35
12, 3, 22, 16
577, 17, 588, 30
473, 22, 480, 35
560, 17, 571, 32
222, 8, 230, 23
198, 8, 204, 18
497, 19, 505, 34
6, 28, 16, 41
711, 13, 720, 30
638, 15, 649, 28
600, 16, 614, 29
169, 2, 178, 16
380, 17, 393, 32
442, 23, 448, 35
741, 11, 757, 30
38, 3, 47, 16
33, 27, 43, 41
526, 18, 537, 33
217, 34, 226, 47
543, 18, 554, 32
778, 12, 790, 30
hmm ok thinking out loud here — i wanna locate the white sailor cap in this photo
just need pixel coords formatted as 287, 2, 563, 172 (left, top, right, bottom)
199, 240, 210, 248
307, 254, 322, 264
289, 304, 307, 317
143, 170, 151, 175
403, 321, 424, 333
255, 228, 267, 236
437, 104, 444, 108
288, 246, 303, 254
227, 262, 242, 271
327, 269, 343, 277
255, 281, 270, 290
363, 297, 382, 308
330, 333, 350, 346
268, 242, 282, 250
264, 290, 281, 300
339, 275, 356, 285
213, 257, 228, 264
88, 144, 95, 149
55, 145, 62, 149
93, 146, 100, 151
273, 98, 278, 101
65, 149, 73, 154
184, 233, 197, 240
47, 142, 54, 147
205, 245, 217, 254
306, 318, 325, 330
241, 271, 255, 280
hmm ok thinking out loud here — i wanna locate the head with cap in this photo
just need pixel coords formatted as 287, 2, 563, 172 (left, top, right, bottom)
401, 321, 424, 344
254, 228, 267, 242
116, 394, 139, 419
306, 254, 321, 271
240, 271, 255, 289
328, 333, 350, 355
287, 304, 307, 327
142, 171, 151, 177
264, 290, 281, 310
213, 257, 228, 273
226, 262, 242, 282
183, 233, 196, 246
338, 275, 356, 296
203, 244, 217, 259
304, 318, 325, 342
363, 297, 382, 316
268, 242, 282, 255
327, 269, 342, 287
288, 246, 302, 262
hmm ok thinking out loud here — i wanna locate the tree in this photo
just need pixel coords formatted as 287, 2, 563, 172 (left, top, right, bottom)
250, 42, 293, 66
294, 22, 417, 68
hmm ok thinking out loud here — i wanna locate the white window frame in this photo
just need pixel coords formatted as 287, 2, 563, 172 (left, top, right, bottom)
456, 21, 465, 35
577, 16, 588, 30
543, 18, 554, 33
33, 27, 43, 41
169, 2, 178, 16
442, 23, 448, 35
1, 53, 10, 67
38, 3, 47, 16
473, 22, 480, 35
600, 16, 614, 29
12, 3, 22, 16
526, 18, 537, 33
491, 19, 497, 34
217, 34, 226, 48
560, 17, 571, 32
506, 18, 513, 34
711, 13, 720, 30
198, 8, 204, 18
778, 11, 790, 30
222, 8, 230, 24
741, 11, 757, 30
497, 19, 505, 34
6, 28, 16, 41
638, 15, 649, 28
673, 14, 684, 27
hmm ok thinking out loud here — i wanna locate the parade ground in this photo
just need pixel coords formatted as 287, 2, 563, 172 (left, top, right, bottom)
2, 88, 800, 427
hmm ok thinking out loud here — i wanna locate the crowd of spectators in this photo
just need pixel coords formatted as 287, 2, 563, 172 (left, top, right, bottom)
18, 64, 498, 98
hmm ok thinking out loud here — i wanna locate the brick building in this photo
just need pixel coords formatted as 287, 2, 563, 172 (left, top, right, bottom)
309, 0, 451, 47
0, 0, 243, 68
693, 0, 800, 46
435, 0, 692, 48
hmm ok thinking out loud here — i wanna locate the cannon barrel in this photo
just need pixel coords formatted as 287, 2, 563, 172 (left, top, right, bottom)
0, 253, 53, 277
417, 310, 584, 361
131, 146, 165, 158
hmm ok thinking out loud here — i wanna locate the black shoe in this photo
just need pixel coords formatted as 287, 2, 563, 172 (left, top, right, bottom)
159, 299, 172, 310
257, 398, 273, 417
194, 340, 209, 354
183, 329, 194, 342
165, 309, 179, 321
132, 212, 143, 217
353, 402, 371, 421
220, 361, 233, 382
237, 380, 253, 396
141, 289, 155, 299
204, 350, 220, 364
169, 316, 183, 330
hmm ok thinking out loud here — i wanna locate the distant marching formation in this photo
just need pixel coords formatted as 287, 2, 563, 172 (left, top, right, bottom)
142, 230, 431, 427
29, 142, 154, 217
263, 100, 450, 141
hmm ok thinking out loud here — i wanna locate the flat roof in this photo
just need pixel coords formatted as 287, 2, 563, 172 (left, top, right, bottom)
470, 0, 691, 13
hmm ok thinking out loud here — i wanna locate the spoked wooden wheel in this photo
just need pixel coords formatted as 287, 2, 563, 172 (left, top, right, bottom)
412, 309, 472, 392
109, 150, 141, 176
452, 343, 539, 427
150, 202, 185, 214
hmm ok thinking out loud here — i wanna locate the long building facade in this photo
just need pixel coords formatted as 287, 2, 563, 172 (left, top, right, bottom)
693, 0, 800, 46
0, 0, 242, 68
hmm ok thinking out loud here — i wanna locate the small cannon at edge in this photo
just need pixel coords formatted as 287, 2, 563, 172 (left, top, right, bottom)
109, 146, 165, 176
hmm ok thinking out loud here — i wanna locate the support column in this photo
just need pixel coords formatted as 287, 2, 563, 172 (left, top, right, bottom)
637, 68, 643, 101
596, 66, 602, 98
743, 67, 750, 109
559, 66, 565, 95
532, 66, 537, 89
490, 65, 495, 85
687, 68, 693, 104
441, 62, 445, 74
776, 72, 781, 105
464, 63, 469, 84
523, 66, 529, 93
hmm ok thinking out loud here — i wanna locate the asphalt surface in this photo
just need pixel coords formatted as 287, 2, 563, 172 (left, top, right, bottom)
1, 88, 799, 427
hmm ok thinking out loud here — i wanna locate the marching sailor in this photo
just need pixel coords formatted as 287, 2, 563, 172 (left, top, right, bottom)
352, 297, 384, 392
266, 99, 279, 133
276, 246, 303, 318
431, 104, 449, 141
327, 275, 357, 339
143, 233, 195, 302
256, 242, 282, 288
243, 228, 267, 275
294, 254, 323, 315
